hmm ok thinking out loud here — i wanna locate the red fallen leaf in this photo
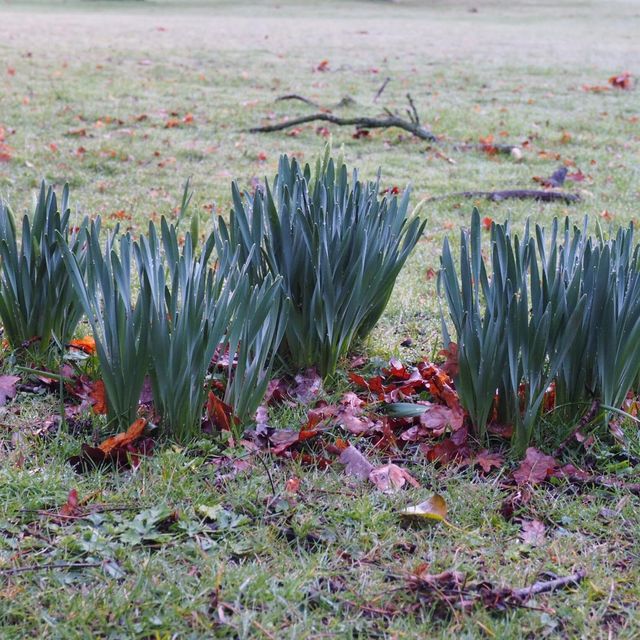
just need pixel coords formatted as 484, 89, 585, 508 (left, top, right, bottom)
487, 422, 514, 439
418, 362, 461, 412
68, 336, 96, 355
384, 358, 412, 381
89, 380, 108, 415
316, 59, 330, 72
182, 113, 194, 124
425, 267, 437, 280
7, 67, 16, 76
0, 143, 13, 162
512, 447, 558, 485
609, 71, 632, 90
164, 118, 180, 128
371, 419, 398, 452
520, 518, 545, 546
438, 342, 459, 378
566, 170, 586, 182
206, 391, 234, 433
0, 374, 20, 406
482, 216, 493, 231
353, 129, 370, 139
474, 449, 504, 473
316, 126, 330, 137
421, 438, 465, 465
48, 142, 58, 153
58, 488, 80, 518
305, 403, 337, 430
479, 134, 497, 155
98, 418, 147, 455
542, 382, 556, 413
348, 372, 388, 400
600, 210, 614, 221
286, 127, 302, 137
257, 151, 267, 161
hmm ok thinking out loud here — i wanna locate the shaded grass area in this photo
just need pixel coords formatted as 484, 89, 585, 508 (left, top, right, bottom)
2, 412, 640, 638
1, 0, 640, 637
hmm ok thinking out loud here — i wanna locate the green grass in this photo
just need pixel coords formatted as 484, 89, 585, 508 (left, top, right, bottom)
1, 0, 640, 637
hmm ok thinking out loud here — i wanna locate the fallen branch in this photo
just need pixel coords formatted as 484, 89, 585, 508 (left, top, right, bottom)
511, 569, 587, 601
249, 111, 437, 142
427, 189, 580, 204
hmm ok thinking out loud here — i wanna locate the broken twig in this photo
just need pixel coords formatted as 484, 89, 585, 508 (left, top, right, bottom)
511, 569, 587, 601
275, 94, 321, 108
373, 77, 391, 103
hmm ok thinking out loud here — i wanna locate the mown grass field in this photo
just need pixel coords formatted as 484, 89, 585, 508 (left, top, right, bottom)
1, 1, 639, 638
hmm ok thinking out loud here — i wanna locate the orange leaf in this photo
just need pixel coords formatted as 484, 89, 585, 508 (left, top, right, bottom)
89, 380, 108, 415
69, 336, 96, 355
59, 488, 80, 517
317, 59, 330, 72
98, 418, 147, 455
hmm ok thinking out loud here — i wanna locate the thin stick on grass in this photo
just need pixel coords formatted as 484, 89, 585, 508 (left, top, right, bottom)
1, 561, 102, 576
512, 569, 587, 600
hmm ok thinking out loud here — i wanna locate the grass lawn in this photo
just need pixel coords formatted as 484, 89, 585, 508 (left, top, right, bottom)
1, 0, 639, 637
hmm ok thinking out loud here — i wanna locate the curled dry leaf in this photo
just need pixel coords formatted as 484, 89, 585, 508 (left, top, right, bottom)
369, 463, 420, 494
401, 494, 448, 522
98, 418, 147, 455
340, 445, 419, 493
68, 418, 151, 473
